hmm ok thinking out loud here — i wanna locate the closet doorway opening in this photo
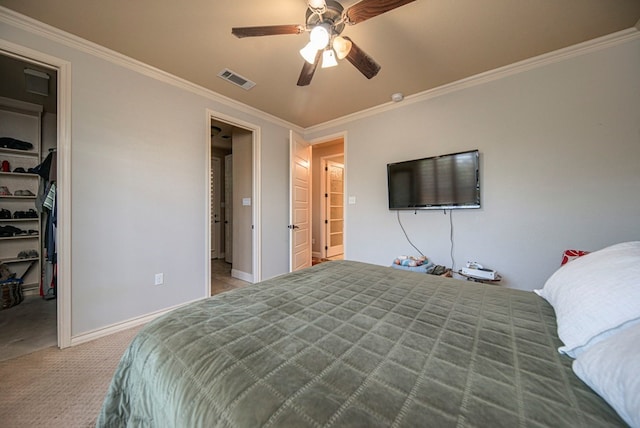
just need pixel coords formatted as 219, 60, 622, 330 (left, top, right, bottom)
208, 114, 260, 296
0, 50, 61, 360
311, 137, 345, 264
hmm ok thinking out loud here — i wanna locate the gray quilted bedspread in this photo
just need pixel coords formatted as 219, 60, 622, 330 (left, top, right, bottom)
97, 260, 625, 427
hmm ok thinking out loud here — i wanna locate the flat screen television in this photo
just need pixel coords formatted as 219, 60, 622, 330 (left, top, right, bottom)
387, 149, 480, 210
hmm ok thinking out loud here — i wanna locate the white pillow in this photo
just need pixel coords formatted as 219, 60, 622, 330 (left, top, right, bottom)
573, 323, 640, 428
534, 241, 640, 357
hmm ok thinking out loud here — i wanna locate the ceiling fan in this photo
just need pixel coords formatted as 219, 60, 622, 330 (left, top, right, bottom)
232, 0, 416, 86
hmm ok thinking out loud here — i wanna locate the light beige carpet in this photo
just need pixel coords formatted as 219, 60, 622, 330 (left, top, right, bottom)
0, 262, 246, 427
0, 324, 143, 428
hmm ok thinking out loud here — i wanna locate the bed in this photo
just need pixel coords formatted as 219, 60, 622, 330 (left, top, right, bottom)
97, 246, 640, 427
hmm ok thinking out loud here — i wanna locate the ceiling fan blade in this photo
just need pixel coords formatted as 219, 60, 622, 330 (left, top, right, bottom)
297, 50, 322, 86
232, 24, 305, 38
344, 0, 416, 25
343, 37, 381, 79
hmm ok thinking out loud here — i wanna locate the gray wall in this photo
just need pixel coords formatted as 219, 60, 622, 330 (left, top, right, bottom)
306, 34, 640, 291
1, 13, 293, 336
231, 128, 253, 276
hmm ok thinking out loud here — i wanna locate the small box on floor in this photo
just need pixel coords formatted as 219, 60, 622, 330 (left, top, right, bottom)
461, 266, 498, 280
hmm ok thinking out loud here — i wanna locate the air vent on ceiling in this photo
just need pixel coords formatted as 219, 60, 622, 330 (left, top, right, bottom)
217, 68, 256, 90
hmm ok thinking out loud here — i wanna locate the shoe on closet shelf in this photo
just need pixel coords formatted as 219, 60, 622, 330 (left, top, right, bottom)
17, 250, 38, 259
25, 209, 38, 218
0, 209, 11, 219
14, 190, 35, 197
17, 250, 30, 259
0, 186, 12, 196
0, 225, 22, 236
12, 167, 26, 173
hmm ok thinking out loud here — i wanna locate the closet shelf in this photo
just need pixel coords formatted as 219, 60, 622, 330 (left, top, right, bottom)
1, 257, 38, 264
0, 235, 39, 241
0, 171, 39, 177
0, 147, 39, 157
0, 96, 44, 302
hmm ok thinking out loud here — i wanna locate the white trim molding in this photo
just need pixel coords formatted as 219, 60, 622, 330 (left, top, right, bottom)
305, 27, 640, 134
0, 39, 73, 349
69, 298, 203, 347
2, 5, 637, 138
207, 110, 262, 284
0, 6, 304, 136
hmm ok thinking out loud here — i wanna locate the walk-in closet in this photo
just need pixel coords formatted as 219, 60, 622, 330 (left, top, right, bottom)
0, 53, 58, 361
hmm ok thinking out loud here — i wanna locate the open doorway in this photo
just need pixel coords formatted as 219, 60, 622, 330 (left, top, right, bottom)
0, 52, 59, 360
311, 137, 345, 264
208, 115, 259, 295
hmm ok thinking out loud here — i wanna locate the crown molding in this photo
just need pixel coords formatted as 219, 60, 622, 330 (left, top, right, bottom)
0, 6, 304, 134
2, 6, 638, 136
306, 26, 640, 134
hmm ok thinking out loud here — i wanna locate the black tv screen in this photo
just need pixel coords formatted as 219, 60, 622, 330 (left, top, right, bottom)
387, 149, 480, 210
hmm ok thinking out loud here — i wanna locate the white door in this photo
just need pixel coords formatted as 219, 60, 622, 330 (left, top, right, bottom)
289, 131, 311, 271
324, 160, 344, 258
224, 154, 233, 264
210, 157, 222, 259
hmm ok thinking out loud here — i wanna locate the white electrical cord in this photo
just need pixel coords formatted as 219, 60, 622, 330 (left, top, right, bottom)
396, 210, 425, 257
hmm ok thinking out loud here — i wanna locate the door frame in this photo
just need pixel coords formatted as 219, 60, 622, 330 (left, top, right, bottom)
0, 40, 73, 348
205, 110, 261, 294
309, 132, 347, 261
320, 156, 344, 259
210, 156, 222, 259
224, 154, 233, 264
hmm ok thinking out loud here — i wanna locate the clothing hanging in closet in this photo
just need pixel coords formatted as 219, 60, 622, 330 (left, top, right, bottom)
33, 150, 57, 299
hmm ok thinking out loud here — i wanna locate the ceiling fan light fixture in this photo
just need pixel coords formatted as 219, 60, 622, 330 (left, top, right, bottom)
300, 42, 320, 64
332, 36, 352, 60
321, 48, 338, 68
233, 0, 417, 85
309, 25, 330, 49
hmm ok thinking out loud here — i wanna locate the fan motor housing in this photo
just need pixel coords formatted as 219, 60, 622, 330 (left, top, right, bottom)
306, 0, 345, 35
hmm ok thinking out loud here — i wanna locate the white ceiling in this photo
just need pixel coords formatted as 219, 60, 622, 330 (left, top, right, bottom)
1, 0, 639, 128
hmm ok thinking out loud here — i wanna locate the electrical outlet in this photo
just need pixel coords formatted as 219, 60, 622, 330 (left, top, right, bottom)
154, 273, 164, 286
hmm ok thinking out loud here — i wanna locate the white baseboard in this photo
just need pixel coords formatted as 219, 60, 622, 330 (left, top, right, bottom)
231, 269, 253, 283
69, 297, 204, 347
